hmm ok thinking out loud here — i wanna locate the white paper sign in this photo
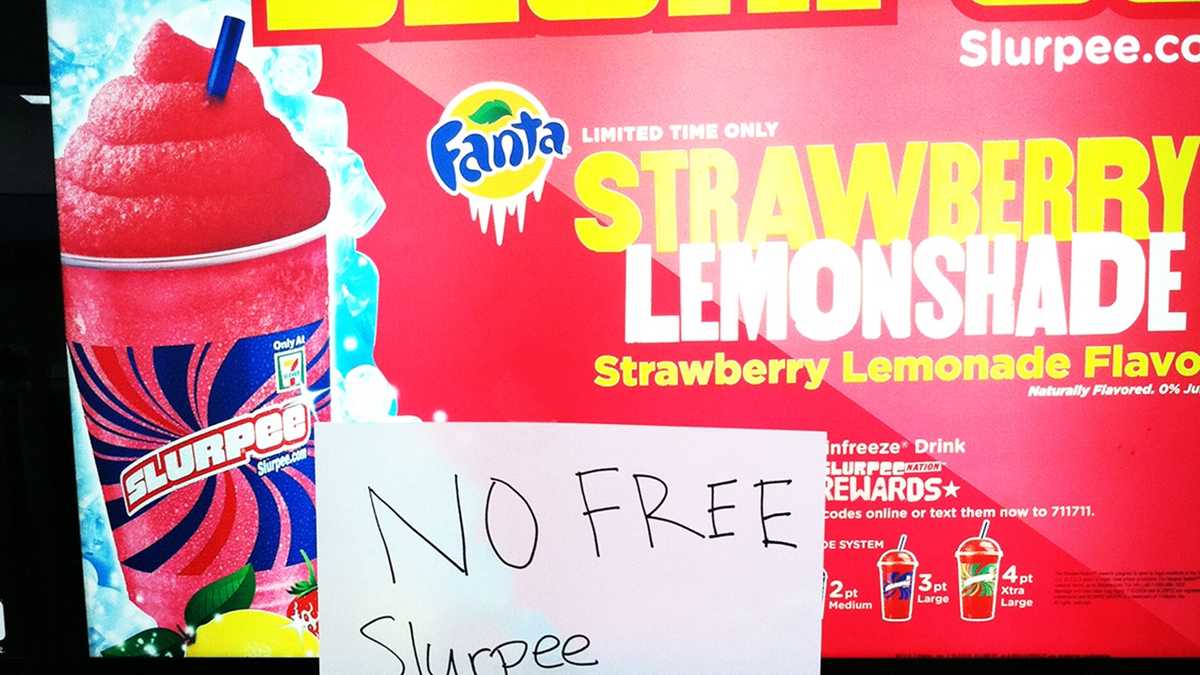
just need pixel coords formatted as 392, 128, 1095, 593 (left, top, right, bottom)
317, 423, 825, 674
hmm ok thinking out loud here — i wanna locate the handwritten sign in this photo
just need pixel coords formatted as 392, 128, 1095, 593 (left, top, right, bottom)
316, 423, 826, 674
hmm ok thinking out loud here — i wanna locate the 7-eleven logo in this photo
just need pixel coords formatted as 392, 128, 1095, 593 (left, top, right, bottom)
274, 349, 307, 392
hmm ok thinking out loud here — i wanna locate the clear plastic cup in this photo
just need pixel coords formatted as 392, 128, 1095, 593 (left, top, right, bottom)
878, 548, 918, 622
956, 535, 1003, 622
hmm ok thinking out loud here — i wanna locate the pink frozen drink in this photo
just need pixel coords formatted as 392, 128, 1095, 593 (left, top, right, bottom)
58, 21, 331, 635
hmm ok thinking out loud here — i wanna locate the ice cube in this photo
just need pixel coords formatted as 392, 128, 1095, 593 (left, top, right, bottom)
264, 47, 323, 96
292, 95, 348, 149
87, 586, 155, 655
339, 251, 378, 320
78, 508, 109, 559
327, 230, 358, 269
322, 148, 387, 238
46, 2, 118, 66
335, 251, 381, 373
82, 558, 99, 599
70, 367, 128, 594
343, 364, 399, 422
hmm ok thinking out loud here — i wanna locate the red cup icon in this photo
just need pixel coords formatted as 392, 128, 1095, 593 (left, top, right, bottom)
878, 538, 917, 622
956, 521, 1003, 622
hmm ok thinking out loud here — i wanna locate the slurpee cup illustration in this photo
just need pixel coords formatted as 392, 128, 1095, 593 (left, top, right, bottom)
878, 534, 917, 622
956, 520, 1003, 622
57, 18, 331, 645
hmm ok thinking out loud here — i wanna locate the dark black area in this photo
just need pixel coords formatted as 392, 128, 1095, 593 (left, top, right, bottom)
0, 196, 82, 670
0, 1, 50, 92
0, 2, 53, 199
0, 1, 87, 671
0, 97, 53, 197
0, 0, 1195, 673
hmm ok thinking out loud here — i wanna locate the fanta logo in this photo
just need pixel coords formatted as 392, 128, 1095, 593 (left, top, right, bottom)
120, 401, 311, 515
427, 82, 570, 245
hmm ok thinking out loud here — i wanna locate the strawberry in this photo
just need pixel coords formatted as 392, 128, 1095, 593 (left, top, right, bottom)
286, 549, 319, 637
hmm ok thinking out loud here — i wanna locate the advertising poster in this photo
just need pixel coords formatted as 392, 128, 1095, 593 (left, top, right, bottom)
48, 0, 1200, 660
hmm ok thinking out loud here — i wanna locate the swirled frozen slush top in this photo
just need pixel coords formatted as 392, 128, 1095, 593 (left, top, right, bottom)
56, 21, 330, 258
879, 549, 917, 565
957, 538, 1002, 556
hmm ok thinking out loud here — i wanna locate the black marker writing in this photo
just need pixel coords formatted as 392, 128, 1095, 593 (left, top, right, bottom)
754, 479, 797, 549
576, 467, 621, 558
369, 479, 469, 579
361, 615, 404, 672
632, 473, 704, 548
485, 477, 540, 570
707, 479, 738, 539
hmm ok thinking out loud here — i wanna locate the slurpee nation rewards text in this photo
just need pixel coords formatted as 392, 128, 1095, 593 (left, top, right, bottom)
573, 136, 1196, 344
253, 1, 1200, 46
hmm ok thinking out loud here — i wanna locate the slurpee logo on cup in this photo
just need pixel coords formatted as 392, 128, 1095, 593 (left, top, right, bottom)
119, 400, 313, 515
427, 82, 570, 245
884, 572, 914, 598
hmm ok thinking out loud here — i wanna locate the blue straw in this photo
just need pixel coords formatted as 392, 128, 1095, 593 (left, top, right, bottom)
206, 16, 245, 99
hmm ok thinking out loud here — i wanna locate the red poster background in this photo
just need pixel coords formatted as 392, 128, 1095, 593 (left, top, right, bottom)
261, 2, 1200, 657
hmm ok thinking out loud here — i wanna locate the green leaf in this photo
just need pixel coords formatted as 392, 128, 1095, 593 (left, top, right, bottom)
184, 564, 256, 629
289, 549, 319, 597
468, 99, 513, 125
101, 628, 185, 658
